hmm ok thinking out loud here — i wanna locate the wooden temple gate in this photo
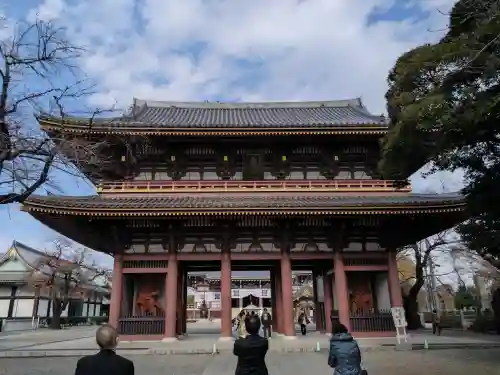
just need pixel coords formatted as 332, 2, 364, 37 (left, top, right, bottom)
109, 246, 402, 340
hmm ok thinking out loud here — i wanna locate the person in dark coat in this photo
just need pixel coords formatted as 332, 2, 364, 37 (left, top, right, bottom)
431, 309, 442, 335
75, 324, 134, 375
260, 308, 272, 338
297, 311, 310, 336
233, 314, 269, 375
327, 322, 363, 375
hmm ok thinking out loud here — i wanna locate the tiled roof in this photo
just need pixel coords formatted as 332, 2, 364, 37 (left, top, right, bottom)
0, 241, 111, 290
23, 193, 465, 213
41, 98, 388, 129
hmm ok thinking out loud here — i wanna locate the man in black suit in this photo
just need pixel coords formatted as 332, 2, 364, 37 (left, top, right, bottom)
233, 315, 268, 375
74, 324, 134, 375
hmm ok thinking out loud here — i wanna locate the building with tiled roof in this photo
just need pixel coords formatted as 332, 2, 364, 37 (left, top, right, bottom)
23, 98, 466, 340
0, 241, 110, 332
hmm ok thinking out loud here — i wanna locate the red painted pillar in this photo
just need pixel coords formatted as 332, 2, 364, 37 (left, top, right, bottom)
182, 269, 188, 334
108, 254, 123, 330
270, 269, 277, 328
388, 250, 403, 307
323, 273, 333, 334
334, 252, 351, 331
164, 252, 178, 339
312, 269, 322, 331
176, 265, 184, 336
280, 248, 295, 337
220, 248, 232, 338
275, 266, 283, 333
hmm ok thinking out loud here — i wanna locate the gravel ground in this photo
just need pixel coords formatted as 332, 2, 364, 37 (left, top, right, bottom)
0, 354, 211, 375
361, 349, 500, 375
0, 348, 499, 375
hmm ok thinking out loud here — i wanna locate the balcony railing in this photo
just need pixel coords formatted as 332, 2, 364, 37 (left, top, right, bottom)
97, 179, 410, 194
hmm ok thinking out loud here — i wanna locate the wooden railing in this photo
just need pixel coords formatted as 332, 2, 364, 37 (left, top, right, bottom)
349, 310, 395, 332
97, 179, 410, 194
118, 316, 165, 335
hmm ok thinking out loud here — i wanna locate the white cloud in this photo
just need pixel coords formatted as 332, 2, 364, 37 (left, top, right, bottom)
0, 0, 466, 259
25, 0, 456, 114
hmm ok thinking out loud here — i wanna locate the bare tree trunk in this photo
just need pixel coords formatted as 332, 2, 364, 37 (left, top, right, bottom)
50, 298, 62, 330
405, 253, 426, 330
405, 280, 424, 330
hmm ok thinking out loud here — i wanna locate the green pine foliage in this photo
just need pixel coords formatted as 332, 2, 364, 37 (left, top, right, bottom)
379, 0, 500, 265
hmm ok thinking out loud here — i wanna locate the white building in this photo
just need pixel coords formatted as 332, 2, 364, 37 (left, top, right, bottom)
0, 241, 110, 331
187, 271, 314, 319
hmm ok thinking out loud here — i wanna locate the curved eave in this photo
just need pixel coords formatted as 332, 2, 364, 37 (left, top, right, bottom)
38, 118, 389, 136
21, 203, 466, 216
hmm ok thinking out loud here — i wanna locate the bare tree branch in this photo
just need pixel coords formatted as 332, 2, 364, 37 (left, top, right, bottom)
26, 237, 110, 329
0, 17, 117, 205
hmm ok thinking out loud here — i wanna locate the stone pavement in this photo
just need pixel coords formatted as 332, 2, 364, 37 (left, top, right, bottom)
0, 326, 94, 351
1, 323, 500, 357
0, 349, 499, 375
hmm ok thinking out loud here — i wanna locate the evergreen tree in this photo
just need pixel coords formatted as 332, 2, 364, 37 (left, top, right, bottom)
380, 0, 500, 265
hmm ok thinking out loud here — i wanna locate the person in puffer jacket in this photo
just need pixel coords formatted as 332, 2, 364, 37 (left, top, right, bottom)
327, 322, 362, 375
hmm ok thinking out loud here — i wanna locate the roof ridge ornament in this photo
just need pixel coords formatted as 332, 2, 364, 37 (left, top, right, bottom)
7, 246, 17, 260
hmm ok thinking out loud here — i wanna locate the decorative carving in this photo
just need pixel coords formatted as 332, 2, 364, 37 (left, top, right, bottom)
271, 150, 291, 180
215, 152, 236, 180
136, 291, 163, 316
302, 241, 319, 252
326, 221, 347, 250
165, 151, 187, 180
247, 239, 264, 252
192, 241, 208, 252
215, 221, 236, 251
349, 276, 373, 313
363, 148, 381, 179
273, 220, 296, 250
319, 149, 340, 179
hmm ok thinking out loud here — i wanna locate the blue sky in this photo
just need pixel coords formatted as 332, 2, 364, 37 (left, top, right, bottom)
0, 0, 464, 269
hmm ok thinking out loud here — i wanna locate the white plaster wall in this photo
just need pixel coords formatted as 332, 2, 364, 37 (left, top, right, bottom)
2, 320, 33, 332
0, 300, 9, 317
82, 303, 89, 316
375, 273, 391, 310
12, 299, 33, 317
60, 304, 68, 317
316, 276, 324, 302
38, 299, 49, 317
17, 287, 34, 297
0, 286, 12, 297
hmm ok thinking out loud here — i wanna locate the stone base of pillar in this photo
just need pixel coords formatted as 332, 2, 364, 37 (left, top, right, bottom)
218, 336, 234, 341
282, 335, 297, 340
161, 337, 178, 342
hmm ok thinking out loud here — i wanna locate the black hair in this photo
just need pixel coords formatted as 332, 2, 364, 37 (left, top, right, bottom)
332, 322, 348, 335
245, 315, 261, 335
